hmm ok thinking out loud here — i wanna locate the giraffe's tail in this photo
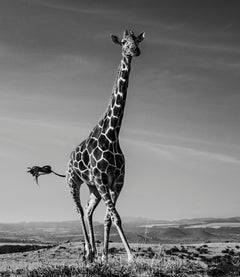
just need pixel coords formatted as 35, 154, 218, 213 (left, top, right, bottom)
27, 165, 66, 185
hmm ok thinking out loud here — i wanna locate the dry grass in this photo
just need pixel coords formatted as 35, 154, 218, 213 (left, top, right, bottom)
0, 242, 239, 276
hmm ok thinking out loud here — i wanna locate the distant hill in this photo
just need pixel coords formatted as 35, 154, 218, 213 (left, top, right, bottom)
0, 216, 240, 244
122, 216, 168, 224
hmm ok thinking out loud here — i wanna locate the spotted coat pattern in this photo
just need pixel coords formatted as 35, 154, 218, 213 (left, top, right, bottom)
66, 30, 144, 262
68, 56, 129, 192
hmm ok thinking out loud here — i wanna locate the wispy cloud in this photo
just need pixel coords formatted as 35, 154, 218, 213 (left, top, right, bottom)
21, 0, 100, 14
188, 148, 240, 164
124, 135, 240, 165
150, 37, 240, 54
22, 0, 122, 20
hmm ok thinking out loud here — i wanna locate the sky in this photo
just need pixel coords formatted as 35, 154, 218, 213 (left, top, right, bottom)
0, 0, 240, 223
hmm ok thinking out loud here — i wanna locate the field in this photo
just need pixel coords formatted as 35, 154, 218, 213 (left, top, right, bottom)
1, 218, 240, 276
0, 242, 240, 276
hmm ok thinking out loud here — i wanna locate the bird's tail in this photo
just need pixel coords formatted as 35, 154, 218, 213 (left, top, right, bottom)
27, 165, 66, 185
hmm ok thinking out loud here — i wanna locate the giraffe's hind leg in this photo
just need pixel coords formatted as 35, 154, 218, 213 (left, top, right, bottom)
67, 170, 92, 261
85, 185, 101, 259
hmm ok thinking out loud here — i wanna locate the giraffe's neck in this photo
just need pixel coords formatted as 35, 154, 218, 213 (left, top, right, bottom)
98, 55, 132, 141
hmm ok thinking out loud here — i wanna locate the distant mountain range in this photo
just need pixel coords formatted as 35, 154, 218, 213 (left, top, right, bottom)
1, 216, 240, 244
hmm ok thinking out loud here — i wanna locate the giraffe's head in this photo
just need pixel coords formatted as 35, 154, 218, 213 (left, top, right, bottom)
111, 30, 145, 57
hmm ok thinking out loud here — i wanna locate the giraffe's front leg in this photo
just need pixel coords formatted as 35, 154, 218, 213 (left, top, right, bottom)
102, 189, 120, 262
110, 208, 133, 262
102, 209, 111, 262
96, 179, 133, 262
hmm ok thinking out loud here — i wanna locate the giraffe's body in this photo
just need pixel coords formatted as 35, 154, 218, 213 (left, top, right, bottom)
66, 30, 144, 262
67, 55, 130, 191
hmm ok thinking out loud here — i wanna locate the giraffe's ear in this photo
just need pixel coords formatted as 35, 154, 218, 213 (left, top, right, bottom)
111, 35, 122, 45
136, 32, 145, 43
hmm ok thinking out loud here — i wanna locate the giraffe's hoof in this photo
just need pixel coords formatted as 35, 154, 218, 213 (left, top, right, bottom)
86, 251, 95, 263
127, 254, 134, 263
101, 254, 108, 263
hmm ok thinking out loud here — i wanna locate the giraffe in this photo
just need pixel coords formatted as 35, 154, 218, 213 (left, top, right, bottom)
28, 30, 145, 262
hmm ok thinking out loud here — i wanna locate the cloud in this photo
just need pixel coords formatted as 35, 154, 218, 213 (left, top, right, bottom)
149, 37, 240, 54
21, 0, 124, 20
188, 148, 240, 164
160, 144, 240, 165
123, 133, 240, 165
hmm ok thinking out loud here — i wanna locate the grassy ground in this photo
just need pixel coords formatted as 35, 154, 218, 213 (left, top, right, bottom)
0, 242, 240, 276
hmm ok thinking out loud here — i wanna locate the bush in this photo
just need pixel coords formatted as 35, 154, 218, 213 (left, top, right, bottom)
0, 244, 52, 254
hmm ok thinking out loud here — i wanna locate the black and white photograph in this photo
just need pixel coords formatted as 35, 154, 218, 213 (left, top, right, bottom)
0, 0, 240, 276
